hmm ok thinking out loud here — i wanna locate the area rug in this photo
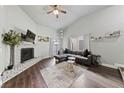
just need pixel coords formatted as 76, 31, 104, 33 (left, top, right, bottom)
40, 62, 87, 88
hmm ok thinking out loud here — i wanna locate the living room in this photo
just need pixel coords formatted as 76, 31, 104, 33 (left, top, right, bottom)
0, 3, 124, 89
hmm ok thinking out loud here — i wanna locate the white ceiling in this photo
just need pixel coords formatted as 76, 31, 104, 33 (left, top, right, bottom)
19, 5, 110, 30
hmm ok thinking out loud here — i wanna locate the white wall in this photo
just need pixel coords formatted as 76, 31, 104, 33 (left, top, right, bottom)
5, 6, 37, 67
0, 5, 57, 74
63, 6, 124, 67
0, 6, 7, 74
35, 25, 57, 58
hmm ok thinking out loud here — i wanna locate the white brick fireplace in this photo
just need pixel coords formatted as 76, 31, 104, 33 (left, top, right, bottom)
15, 42, 36, 65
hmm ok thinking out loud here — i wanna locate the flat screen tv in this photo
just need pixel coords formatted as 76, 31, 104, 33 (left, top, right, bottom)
21, 29, 36, 43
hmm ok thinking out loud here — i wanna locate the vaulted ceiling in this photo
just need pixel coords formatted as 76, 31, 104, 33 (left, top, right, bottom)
19, 5, 110, 30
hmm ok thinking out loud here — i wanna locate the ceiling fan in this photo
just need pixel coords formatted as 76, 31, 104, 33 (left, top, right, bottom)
47, 5, 67, 18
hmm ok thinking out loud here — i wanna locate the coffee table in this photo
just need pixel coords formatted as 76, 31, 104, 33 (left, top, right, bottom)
67, 57, 75, 72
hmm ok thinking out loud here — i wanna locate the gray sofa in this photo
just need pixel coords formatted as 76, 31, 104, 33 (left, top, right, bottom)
54, 49, 92, 66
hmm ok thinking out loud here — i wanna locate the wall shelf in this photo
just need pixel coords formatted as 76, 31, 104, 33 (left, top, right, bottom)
90, 31, 121, 41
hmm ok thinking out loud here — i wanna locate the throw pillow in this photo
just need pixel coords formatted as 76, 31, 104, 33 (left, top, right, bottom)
82, 49, 89, 57
64, 48, 70, 53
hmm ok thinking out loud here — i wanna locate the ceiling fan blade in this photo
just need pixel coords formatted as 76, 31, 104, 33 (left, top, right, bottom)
47, 10, 53, 14
59, 10, 67, 14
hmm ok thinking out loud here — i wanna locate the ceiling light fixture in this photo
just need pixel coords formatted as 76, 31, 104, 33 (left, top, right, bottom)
47, 5, 67, 19
53, 10, 59, 15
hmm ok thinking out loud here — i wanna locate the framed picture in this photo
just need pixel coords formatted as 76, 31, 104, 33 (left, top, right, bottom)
38, 36, 49, 42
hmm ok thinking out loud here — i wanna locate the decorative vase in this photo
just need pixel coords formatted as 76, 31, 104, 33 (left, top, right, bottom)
8, 45, 15, 70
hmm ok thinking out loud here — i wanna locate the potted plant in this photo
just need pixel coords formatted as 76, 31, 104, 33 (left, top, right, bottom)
2, 30, 22, 70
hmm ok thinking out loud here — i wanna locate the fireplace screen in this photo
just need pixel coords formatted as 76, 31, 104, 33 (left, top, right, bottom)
21, 48, 34, 63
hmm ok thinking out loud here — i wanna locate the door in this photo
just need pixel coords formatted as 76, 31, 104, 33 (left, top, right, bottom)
49, 39, 60, 56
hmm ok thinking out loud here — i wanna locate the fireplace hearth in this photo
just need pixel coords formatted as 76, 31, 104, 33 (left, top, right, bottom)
21, 48, 34, 63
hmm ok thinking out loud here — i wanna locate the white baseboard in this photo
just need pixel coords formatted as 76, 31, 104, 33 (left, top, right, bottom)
101, 63, 118, 69
114, 63, 124, 68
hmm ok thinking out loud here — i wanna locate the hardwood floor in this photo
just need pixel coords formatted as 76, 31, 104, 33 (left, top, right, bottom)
2, 58, 124, 88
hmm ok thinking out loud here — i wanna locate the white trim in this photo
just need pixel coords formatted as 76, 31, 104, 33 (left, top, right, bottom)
114, 63, 124, 68
101, 63, 118, 69
118, 67, 124, 81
